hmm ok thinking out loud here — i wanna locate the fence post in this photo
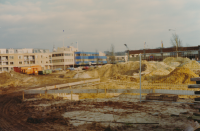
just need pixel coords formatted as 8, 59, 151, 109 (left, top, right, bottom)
153, 89, 155, 93
71, 90, 73, 101
105, 88, 107, 98
22, 91, 24, 100
70, 86, 73, 100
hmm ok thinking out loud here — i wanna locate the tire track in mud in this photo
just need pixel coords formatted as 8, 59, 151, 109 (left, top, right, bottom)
0, 94, 52, 131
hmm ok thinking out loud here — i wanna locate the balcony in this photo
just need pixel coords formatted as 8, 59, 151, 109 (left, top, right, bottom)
1, 59, 8, 62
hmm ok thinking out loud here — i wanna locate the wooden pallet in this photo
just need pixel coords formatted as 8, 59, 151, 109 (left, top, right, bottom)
189, 77, 200, 122
146, 93, 178, 101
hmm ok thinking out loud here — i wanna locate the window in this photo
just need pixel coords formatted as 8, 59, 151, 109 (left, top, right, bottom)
18, 55, 22, 59
19, 61, 22, 64
46, 61, 48, 63
10, 62, 14, 65
9, 56, 14, 59
41, 61, 43, 63
41, 55, 43, 58
9, 50, 14, 54
35, 55, 38, 59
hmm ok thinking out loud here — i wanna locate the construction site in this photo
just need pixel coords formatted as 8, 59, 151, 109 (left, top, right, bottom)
1, 57, 200, 131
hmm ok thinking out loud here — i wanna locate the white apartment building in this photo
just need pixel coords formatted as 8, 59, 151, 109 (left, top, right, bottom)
0, 48, 52, 72
52, 46, 78, 69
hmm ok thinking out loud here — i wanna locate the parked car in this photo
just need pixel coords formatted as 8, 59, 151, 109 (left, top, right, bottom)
82, 66, 89, 70
53, 68, 63, 72
74, 67, 82, 71
89, 66, 95, 69
67, 67, 75, 71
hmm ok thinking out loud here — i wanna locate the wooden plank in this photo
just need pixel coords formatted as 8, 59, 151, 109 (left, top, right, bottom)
107, 89, 127, 93
146, 93, 178, 101
72, 89, 98, 93
97, 89, 105, 93
47, 90, 71, 94
195, 98, 200, 101
195, 91, 200, 95
193, 105, 200, 109
191, 77, 200, 81
188, 84, 200, 88
24, 90, 46, 94
192, 115, 200, 121
155, 89, 194, 95
193, 112, 200, 116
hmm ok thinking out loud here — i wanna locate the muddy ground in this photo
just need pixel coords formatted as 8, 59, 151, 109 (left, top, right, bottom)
0, 70, 200, 130
0, 90, 199, 131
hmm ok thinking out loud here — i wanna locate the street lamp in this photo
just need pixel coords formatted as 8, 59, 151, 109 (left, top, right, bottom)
124, 44, 129, 62
169, 29, 178, 57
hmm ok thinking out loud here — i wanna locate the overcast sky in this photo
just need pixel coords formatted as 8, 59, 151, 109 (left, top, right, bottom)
0, 0, 200, 52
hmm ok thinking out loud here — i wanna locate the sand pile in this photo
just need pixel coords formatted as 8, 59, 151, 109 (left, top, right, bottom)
148, 69, 170, 76
73, 72, 91, 79
94, 61, 155, 78
155, 67, 198, 84
65, 71, 77, 78
113, 74, 137, 81
0, 71, 38, 90
163, 57, 190, 65
179, 60, 200, 69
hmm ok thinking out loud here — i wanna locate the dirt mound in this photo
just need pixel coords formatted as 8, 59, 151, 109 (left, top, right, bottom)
65, 71, 77, 78
73, 72, 91, 79
155, 67, 198, 84
163, 57, 190, 65
148, 69, 170, 76
94, 61, 152, 78
113, 74, 137, 82
179, 60, 200, 69
0, 71, 33, 89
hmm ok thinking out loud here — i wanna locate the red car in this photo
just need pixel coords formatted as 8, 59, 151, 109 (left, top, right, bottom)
82, 66, 89, 70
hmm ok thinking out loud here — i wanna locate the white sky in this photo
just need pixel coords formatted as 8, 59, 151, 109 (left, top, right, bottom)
0, 0, 200, 52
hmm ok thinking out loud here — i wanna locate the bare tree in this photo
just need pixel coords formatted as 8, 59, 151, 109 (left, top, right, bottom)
110, 44, 116, 64
170, 33, 183, 57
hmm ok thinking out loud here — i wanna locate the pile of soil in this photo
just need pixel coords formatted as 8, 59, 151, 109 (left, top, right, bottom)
90, 61, 153, 78
163, 57, 191, 65
178, 60, 200, 68
73, 72, 91, 79
148, 69, 170, 76
155, 67, 198, 84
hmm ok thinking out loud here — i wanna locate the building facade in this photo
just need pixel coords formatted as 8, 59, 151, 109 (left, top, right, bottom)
0, 48, 52, 72
104, 51, 128, 63
52, 46, 78, 69
128, 46, 200, 61
75, 51, 107, 65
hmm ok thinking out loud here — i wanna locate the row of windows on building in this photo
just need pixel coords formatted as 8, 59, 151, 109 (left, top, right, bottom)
52, 59, 74, 63
0, 60, 51, 65
0, 55, 52, 60
133, 51, 199, 57
75, 54, 99, 56
52, 53, 73, 57
75, 59, 106, 62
